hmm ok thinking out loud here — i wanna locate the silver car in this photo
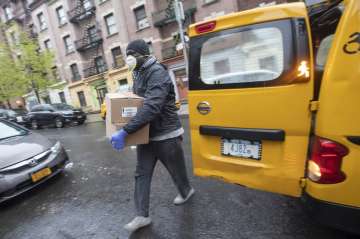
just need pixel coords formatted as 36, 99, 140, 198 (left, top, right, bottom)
0, 120, 70, 203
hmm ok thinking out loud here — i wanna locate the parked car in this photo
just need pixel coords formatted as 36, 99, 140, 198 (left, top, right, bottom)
25, 103, 87, 129
0, 109, 28, 125
0, 119, 70, 203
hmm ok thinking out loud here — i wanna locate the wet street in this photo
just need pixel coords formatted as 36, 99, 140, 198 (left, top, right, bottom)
0, 118, 358, 239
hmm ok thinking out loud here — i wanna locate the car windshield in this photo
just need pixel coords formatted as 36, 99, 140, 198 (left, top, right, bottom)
6, 110, 17, 117
0, 121, 28, 141
52, 104, 74, 111
13, 109, 27, 115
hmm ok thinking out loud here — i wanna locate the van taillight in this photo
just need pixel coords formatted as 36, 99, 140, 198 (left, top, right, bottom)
195, 21, 216, 34
308, 137, 348, 184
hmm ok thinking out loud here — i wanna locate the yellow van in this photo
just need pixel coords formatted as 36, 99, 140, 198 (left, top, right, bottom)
188, 0, 359, 234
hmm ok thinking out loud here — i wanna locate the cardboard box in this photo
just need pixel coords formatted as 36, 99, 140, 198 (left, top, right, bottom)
105, 93, 149, 146
107, 92, 144, 124
107, 123, 149, 146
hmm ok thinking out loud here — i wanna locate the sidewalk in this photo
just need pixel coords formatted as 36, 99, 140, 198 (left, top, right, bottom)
86, 113, 103, 123
86, 104, 189, 123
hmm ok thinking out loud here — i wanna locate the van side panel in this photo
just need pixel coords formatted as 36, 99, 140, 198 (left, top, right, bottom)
306, 0, 360, 208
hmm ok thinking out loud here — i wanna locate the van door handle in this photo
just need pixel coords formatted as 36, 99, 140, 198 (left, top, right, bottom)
347, 136, 360, 145
200, 126, 285, 141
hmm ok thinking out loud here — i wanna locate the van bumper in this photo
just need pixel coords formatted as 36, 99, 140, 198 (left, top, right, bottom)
302, 192, 360, 235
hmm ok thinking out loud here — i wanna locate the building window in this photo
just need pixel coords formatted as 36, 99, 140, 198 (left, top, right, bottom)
95, 56, 107, 73
82, 0, 93, 10
59, 92, 66, 104
3, 6, 13, 21
70, 63, 81, 81
44, 39, 52, 50
111, 46, 123, 68
37, 12, 47, 31
77, 91, 87, 107
56, 6, 67, 25
29, 24, 37, 38
51, 66, 61, 81
118, 79, 129, 92
63, 35, 74, 53
134, 6, 149, 30
87, 25, 98, 42
104, 13, 117, 36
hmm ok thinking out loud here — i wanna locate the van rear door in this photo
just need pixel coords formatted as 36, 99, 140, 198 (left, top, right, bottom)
305, 0, 360, 207
188, 3, 313, 197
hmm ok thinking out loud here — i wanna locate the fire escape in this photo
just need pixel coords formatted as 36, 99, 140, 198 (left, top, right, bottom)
67, 0, 107, 79
152, 0, 197, 61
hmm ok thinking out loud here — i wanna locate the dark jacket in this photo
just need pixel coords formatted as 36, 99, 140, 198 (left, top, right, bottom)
123, 57, 182, 138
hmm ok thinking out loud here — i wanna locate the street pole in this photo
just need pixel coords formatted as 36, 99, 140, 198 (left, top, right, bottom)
173, 0, 189, 76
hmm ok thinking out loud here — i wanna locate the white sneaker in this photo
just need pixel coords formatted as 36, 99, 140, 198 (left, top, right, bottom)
173, 188, 195, 205
124, 216, 152, 232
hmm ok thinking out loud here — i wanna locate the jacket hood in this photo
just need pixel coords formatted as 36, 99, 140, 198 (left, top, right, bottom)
139, 56, 157, 71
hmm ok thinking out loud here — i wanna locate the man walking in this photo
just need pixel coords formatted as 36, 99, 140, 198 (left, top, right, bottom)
110, 39, 195, 232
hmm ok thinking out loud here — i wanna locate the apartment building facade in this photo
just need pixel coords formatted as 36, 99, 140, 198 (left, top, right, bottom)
1, 0, 290, 112
0, 0, 30, 109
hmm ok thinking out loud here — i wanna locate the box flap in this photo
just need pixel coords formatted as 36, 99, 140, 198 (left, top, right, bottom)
106, 92, 143, 100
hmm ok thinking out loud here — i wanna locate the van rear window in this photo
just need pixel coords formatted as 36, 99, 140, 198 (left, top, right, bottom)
200, 28, 284, 85
189, 19, 310, 90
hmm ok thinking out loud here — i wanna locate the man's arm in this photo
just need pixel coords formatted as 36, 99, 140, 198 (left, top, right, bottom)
123, 68, 170, 134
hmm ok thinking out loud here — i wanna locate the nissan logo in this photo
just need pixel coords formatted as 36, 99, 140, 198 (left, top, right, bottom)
197, 101, 211, 115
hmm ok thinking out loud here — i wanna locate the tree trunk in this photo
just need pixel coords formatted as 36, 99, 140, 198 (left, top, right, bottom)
31, 80, 41, 104
34, 89, 41, 104
6, 99, 12, 109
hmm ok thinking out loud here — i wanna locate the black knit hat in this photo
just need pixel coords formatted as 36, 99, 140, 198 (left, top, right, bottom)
126, 39, 150, 56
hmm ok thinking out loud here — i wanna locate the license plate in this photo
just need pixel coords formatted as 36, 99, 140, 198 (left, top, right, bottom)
16, 116, 23, 122
222, 138, 262, 160
31, 168, 52, 183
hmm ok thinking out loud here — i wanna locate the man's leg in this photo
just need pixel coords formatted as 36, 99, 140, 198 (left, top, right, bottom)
134, 143, 157, 217
156, 137, 192, 199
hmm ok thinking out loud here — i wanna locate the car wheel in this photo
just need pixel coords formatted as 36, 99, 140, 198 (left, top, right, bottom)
77, 120, 85, 125
31, 120, 39, 130
55, 117, 64, 128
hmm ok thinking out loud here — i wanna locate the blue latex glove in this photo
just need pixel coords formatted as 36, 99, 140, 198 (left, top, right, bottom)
110, 129, 128, 151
